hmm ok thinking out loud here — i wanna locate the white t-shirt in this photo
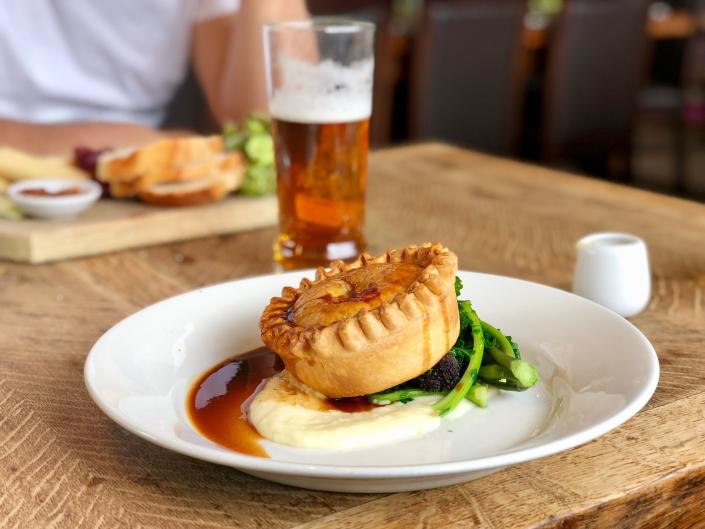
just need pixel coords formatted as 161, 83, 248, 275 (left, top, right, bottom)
0, 0, 239, 127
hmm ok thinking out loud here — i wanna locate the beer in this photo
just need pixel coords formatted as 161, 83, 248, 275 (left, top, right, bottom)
273, 117, 369, 269
263, 18, 375, 270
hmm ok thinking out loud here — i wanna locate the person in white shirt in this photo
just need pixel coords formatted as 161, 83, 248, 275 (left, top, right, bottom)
0, 0, 309, 155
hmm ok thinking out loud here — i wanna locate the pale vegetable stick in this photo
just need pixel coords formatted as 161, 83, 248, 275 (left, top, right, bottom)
0, 147, 88, 181
0, 196, 23, 219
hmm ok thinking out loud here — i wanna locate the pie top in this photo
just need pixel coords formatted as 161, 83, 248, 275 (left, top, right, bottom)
292, 263, 424, 328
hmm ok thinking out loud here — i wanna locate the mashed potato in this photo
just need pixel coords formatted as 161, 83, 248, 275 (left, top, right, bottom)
249, 370, 469, 450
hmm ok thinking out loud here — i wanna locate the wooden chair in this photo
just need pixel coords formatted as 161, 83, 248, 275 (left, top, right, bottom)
409, 0, 526, 155
542, 0, 649, 179
637, 0, 704, 193
307, 0, 394, 146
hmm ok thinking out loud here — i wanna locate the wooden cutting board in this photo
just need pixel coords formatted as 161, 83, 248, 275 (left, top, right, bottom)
0, 195, 277, 264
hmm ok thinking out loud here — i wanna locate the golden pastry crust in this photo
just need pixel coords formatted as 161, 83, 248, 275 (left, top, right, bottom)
260, 243, 460, 398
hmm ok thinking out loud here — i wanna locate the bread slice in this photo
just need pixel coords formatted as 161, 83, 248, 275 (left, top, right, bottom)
174, 151, 243, 179
107, 151, 245, 198
97, 135, 224, 184
138, 168, 244, 207
141, 151, 244, 188
109, 179, 143, 199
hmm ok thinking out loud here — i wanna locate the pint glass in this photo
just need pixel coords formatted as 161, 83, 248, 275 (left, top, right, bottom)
263, 19, 375, 270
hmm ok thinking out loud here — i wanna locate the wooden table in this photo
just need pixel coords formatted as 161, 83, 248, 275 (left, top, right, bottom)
3, 144, 705, 528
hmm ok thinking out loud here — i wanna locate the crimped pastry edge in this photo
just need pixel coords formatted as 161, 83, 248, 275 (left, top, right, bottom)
259, 242, 459, 396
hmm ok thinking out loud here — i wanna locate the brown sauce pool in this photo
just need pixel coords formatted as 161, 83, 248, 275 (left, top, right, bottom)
188, 347, 377, 457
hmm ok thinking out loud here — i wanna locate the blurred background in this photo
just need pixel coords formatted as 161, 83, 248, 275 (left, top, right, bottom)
172, 0, 705, 200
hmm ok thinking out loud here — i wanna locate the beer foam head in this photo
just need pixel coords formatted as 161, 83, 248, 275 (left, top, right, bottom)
269, 56, 373, 124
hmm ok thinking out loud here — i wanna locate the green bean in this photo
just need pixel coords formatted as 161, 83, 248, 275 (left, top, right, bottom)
484, 378, 530, 392
481, 320, 518, 358
368, 389, 441, 405
478, 364, 513, 381
433, 301, 484, 416
486, 346, 539, 388
466, 382, 488, 408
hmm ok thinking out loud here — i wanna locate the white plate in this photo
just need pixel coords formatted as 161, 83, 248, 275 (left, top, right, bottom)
84, 270, 659, 493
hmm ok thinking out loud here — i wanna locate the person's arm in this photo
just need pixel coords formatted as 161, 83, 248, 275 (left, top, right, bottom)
0, 119, 190, 156
192, 0, 310, 124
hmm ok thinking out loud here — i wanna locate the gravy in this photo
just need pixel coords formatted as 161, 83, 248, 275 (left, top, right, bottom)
188, 347, 378, 457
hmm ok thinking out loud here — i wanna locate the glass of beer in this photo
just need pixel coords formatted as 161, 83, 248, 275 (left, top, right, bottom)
263, 18, 375, 270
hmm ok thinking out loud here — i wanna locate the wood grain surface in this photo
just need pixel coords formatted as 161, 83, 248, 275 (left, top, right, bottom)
2, 143, 705, 528
0, 194, 277, 263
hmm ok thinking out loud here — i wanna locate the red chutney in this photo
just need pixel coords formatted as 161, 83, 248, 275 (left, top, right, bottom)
20, 186, 85, 197
187, 347, 377, 457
